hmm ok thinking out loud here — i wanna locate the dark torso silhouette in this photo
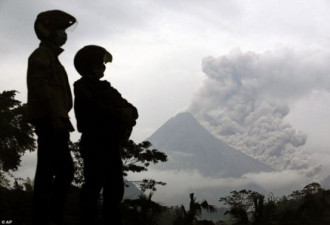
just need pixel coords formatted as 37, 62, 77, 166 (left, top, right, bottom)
74, 77, 137, 225
27, 42, 74, 225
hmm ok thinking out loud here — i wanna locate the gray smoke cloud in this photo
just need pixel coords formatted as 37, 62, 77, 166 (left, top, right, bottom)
190, 48, 330, 171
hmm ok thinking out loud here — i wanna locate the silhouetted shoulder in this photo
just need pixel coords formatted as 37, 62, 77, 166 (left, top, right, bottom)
100, 80, 111, 87
28, 46, 53, 67
73, 78, 93, 102
73, 77, 85, 88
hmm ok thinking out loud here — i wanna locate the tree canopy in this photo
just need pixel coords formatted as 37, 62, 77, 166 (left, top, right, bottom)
0, 90, 35, 186
121, 140, 168, 176
71, 139, 168, 192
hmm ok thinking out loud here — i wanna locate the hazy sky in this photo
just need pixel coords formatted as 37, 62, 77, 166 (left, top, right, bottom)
2, 0, 330, 205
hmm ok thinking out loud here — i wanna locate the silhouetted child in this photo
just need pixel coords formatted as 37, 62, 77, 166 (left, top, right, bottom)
26, 10, 76, 225
73, 45, 138, 225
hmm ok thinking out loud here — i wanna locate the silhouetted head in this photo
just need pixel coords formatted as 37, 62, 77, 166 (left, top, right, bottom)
34, 10, 76, 46
74, 45, 112, 79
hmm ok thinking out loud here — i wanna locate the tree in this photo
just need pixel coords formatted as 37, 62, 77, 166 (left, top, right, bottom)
219, 190, 252, 224
276, 182, 330, 224
71, 139, 168, 191
297, 182, 328, 222
122, 192, 166, 225
133, 178, 166, 193
173, 193, 216, 225
302, 182, 323, 196
121, 140, 167, 176
70, 141, 84, 186
71, 139, 168, 224
0, 90, 35, 187
121, 140, 168, 192
261, 193, 278, 225
219, 189, 267, 225
249, 191, 264, 224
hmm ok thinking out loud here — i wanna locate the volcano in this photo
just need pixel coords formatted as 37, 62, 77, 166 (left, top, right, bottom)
147, 112, 273, 177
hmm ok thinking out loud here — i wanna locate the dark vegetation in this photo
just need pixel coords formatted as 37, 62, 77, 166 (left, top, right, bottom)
0, 90, 35, 187
1, 90, 330, 225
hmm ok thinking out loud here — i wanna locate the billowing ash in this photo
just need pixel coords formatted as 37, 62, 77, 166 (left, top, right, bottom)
190, 49, 330, 171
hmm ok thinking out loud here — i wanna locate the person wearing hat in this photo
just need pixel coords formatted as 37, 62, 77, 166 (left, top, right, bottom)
73, 45, 138, 225
26, 10, 77, 225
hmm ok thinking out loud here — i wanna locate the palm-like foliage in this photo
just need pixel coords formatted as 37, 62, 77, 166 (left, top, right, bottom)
174, 193, 216, 225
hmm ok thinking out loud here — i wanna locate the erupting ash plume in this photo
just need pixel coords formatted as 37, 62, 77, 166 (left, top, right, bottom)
190, 48, 330, 171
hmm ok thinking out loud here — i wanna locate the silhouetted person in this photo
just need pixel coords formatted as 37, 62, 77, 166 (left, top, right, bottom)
73, 45, 138, 225
26, 10, 77, 225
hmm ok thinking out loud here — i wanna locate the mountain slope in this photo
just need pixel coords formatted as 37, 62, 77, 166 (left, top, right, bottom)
147, 112, 273, 177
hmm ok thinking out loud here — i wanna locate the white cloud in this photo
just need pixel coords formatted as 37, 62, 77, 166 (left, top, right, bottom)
127, 168, 318, 207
